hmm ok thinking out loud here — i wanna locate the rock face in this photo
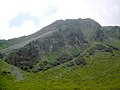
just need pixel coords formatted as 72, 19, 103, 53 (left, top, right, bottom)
2, 18, 120, 71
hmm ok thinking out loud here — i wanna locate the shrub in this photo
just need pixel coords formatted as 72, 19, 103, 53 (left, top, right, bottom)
0, 52, 3, 59
75, 56, 86, 65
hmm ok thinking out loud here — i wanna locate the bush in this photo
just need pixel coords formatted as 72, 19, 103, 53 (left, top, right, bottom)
0, 52, 3, 59
66, 62, 74, 67
57, 53, 72, 63
75, 56, 86, 65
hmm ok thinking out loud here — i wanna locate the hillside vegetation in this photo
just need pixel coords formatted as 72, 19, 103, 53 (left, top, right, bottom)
0, 18, 120, 90
0, 49, 120, 90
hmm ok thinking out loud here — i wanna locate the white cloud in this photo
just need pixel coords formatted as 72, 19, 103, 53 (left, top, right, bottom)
0, 0, 120, 39
0, 0, 50, 39
0, 20, 39, 39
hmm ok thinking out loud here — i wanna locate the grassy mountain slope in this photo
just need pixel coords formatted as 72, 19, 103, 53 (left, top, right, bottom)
0, 48, 120, 90
0, 59, 25, 90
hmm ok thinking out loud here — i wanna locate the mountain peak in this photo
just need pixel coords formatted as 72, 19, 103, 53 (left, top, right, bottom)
1, 18, 120, 73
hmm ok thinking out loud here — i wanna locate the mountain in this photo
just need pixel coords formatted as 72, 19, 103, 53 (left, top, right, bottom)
0, 18, 120, 89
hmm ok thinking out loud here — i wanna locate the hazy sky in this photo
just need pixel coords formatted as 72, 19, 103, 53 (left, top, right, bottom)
0, 0, 120, 39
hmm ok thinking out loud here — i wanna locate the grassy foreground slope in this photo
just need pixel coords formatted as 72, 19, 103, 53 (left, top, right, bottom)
1, 49, 120, 90
0, 59, 25, 90
0, 59, 15, 90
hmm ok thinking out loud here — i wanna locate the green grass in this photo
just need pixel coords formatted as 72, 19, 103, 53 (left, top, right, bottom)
1, 50, 120, 90
112, 39, 120, 49
0, 60, 15, 90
